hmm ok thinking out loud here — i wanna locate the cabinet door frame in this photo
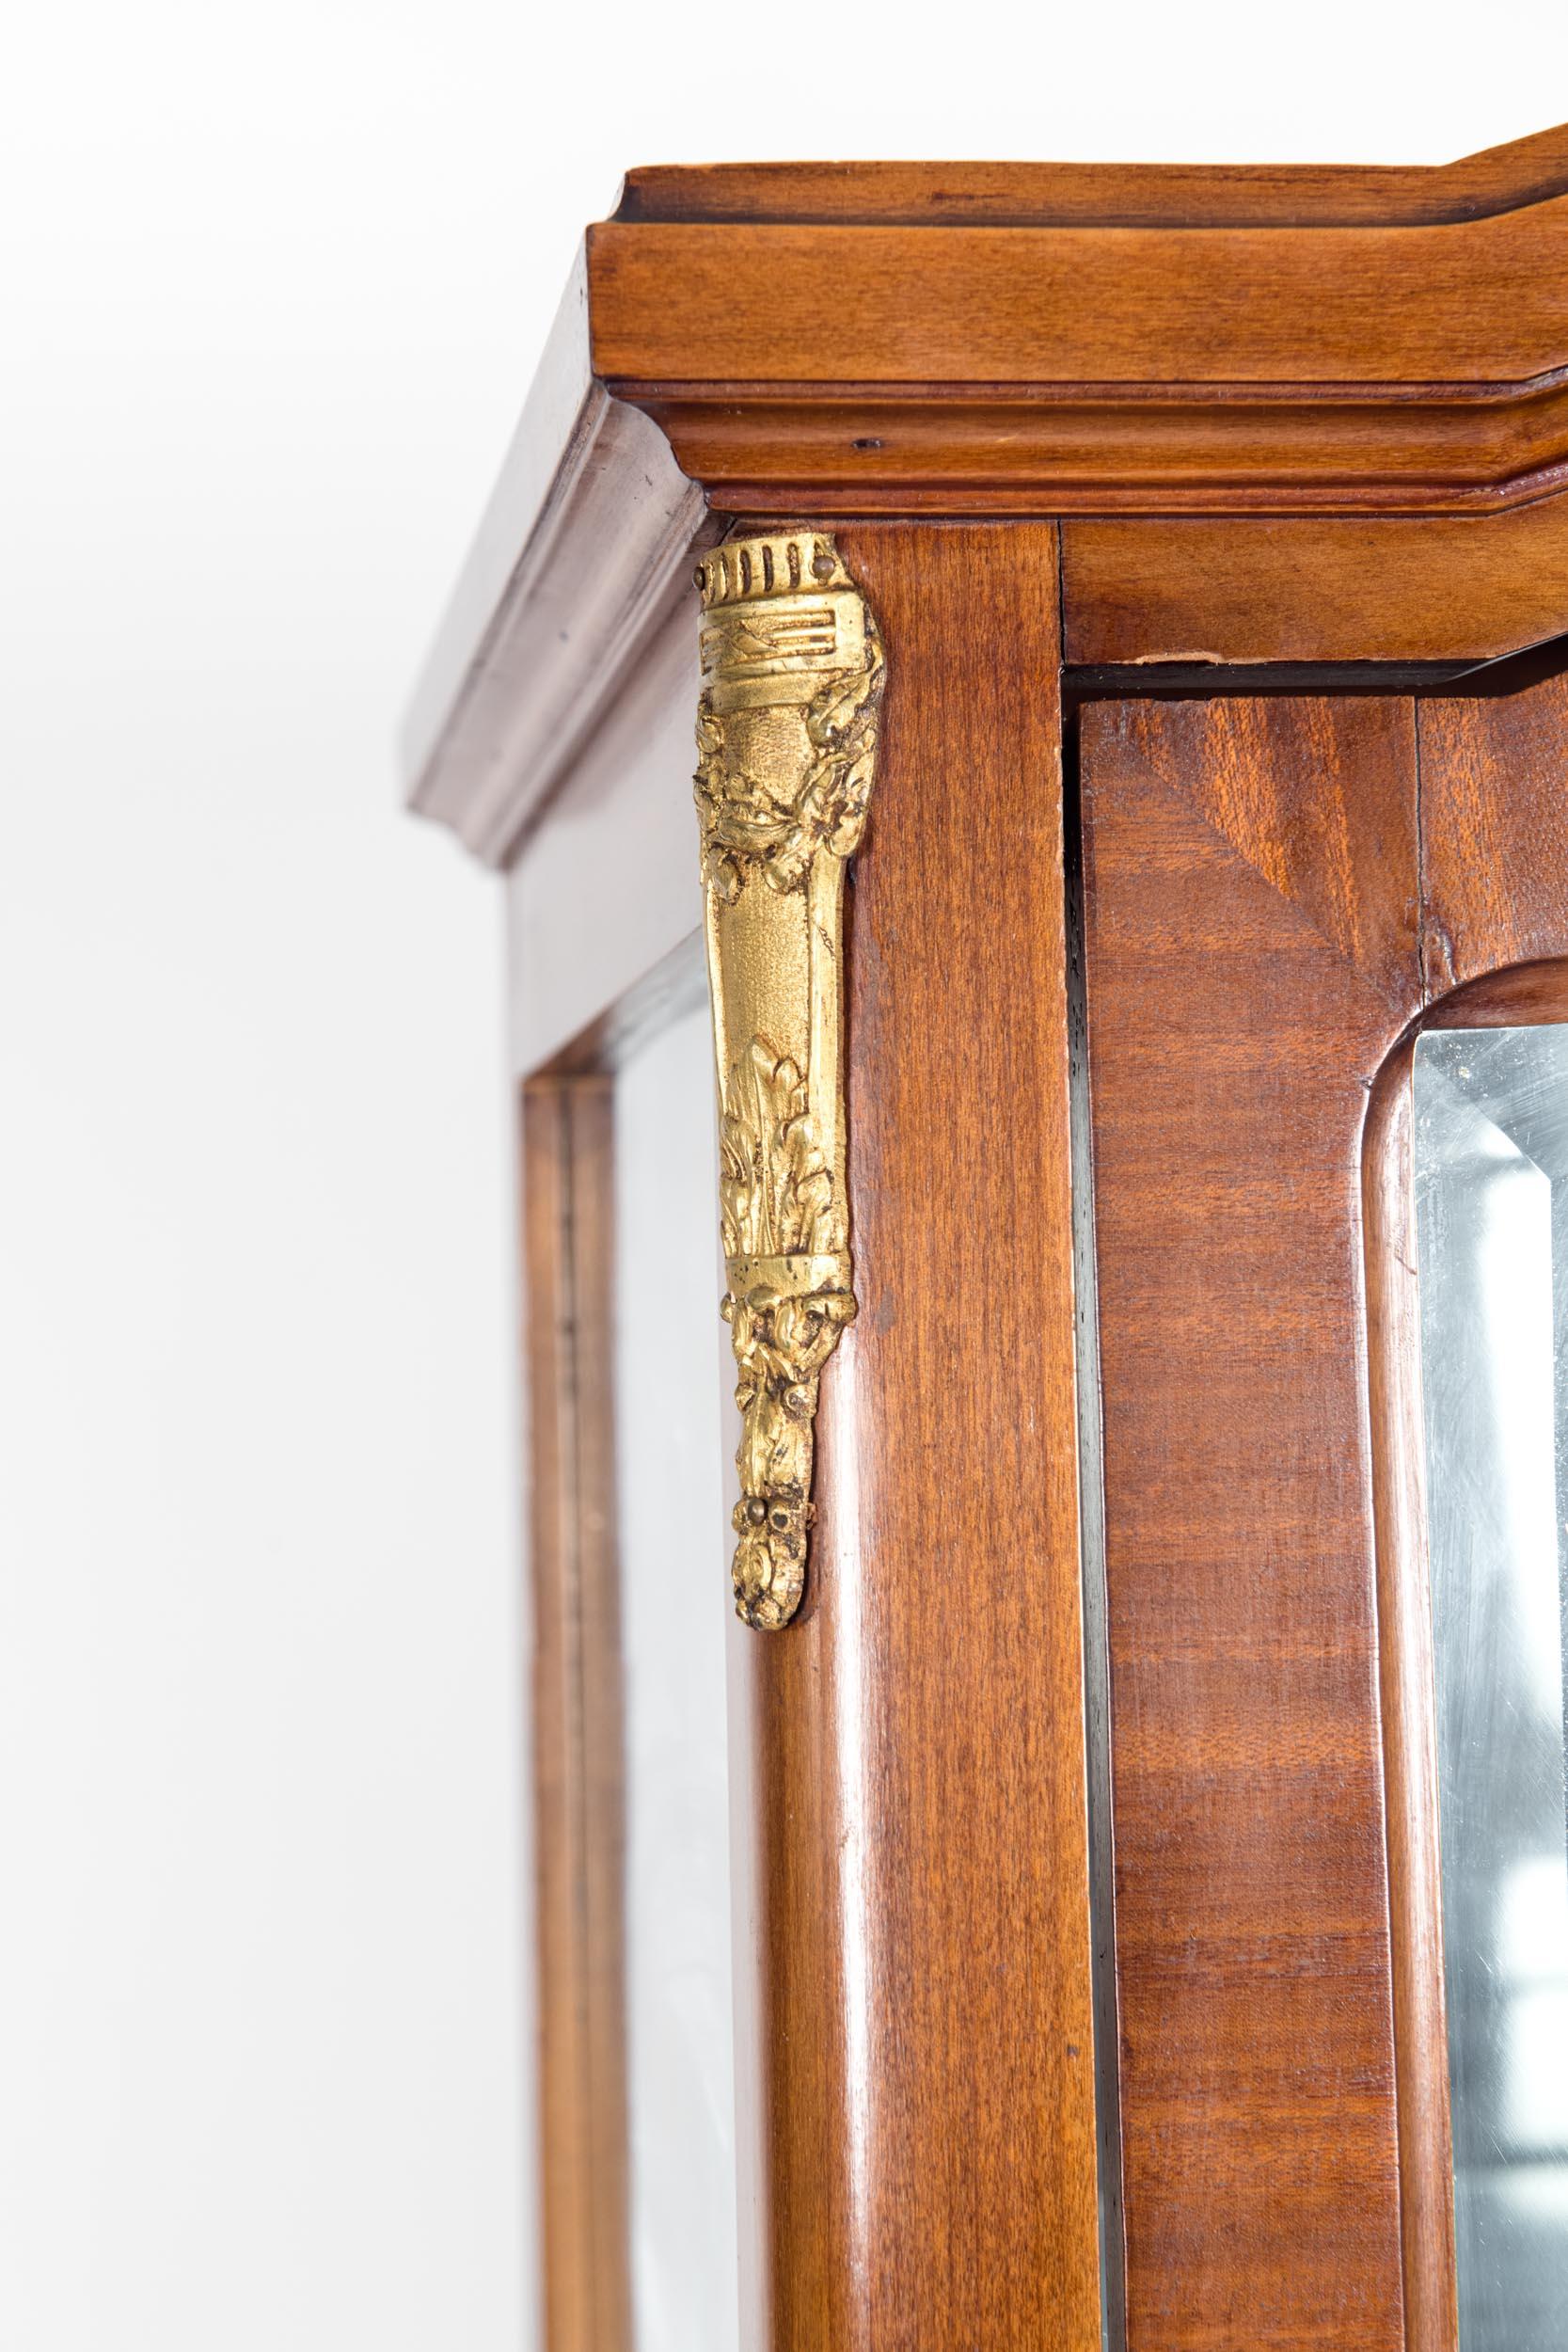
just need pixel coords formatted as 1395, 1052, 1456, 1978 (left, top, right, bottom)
404, 124, 1568, 2352
1369, 961, 1568, 2352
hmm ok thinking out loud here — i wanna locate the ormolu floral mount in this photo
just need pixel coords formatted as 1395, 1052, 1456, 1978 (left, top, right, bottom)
693, 532, 884, 1629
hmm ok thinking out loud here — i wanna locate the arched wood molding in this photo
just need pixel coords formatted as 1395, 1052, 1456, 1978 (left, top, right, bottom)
1363, 956, 1568, 2352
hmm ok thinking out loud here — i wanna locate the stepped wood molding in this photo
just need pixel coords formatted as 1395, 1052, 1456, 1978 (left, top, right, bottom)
403, 256, 719, 866
404, 126, 1568, 869
594, 124, 1568, 518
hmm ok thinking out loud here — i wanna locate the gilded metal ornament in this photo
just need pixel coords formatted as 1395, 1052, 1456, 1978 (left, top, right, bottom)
692, 532, 884, 1629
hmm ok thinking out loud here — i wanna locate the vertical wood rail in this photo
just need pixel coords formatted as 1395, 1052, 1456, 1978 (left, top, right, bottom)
1363, 1039, 1460, 2352
523, 1079, 631, 2352
736, 521, 1103, 2350
1077, 696, 1419, 2351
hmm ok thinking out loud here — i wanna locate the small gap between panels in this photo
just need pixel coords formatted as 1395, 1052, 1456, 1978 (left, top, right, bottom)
1066, 628, 1568, 707
1061, 691, 1129, 2352
1067, 660, 1474, 701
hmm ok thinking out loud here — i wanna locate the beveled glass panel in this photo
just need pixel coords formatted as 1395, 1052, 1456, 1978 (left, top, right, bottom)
1414, 1026, 1568, 2350
612, 1001, 740, 2351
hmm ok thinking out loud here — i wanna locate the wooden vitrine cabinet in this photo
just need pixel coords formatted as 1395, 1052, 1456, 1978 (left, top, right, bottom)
405, 127, 1568, 2352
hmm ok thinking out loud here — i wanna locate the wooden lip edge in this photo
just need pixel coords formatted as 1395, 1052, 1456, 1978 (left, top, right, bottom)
612, 125, 1568, 230
1362, 954, 1568, 2352
1361, 1033, 1458, 2352
608, 367, 1568, 405
694, 475, 1568, 520
1418, 956, 1568, 1026
521, 1076, 635, 2352
603, 373, 1568, 518
585, 188, 1568, 447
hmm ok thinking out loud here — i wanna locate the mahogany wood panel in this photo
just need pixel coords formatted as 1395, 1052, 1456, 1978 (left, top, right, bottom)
590, 161, 1568, 516
591, 210, 1568, 386
1061, 500, 1568, 667
626, 383, 1568, 517
737, 520, 1101, 2350
1418, 665, 1568, 989
1079, 697, 1424, 2350
408, 129, 1568, 878
523, 1079, 631, 2352
1424, 955, 1568, 1026
617, 126, 1568, 230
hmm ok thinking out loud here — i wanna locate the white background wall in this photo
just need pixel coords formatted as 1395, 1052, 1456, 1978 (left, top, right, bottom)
2, 8, 1564, 2347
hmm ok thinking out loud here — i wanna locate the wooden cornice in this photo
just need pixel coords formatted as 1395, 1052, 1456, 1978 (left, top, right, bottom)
591, 131, 1568, 517
404, 127, 1568, 865
613, 125, 1568, 230
402, 257, 716, 866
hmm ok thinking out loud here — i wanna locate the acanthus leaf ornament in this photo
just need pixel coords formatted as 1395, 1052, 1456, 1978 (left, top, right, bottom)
692, 533, 884, 1629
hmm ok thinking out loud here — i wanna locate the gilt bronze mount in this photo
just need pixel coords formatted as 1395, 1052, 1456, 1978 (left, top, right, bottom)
692, 532, 883, 1628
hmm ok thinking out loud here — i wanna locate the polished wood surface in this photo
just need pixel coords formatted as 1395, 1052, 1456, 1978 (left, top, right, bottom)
1079, 696, 1422, 2350
616, 125, 1568, 229
593, 205, 1568, 390
616, 388, 1568, 519
1061, 498, 1568, 668
523, 1080, 631, 2352
515, 640, 1568, 2351
407, 127, 1568, 870
1420, 666, 1568, 986
410, 124, 1568, 2352
1075, 673, 1568, 2349
591, 145, 1568, 516
736, 521, 1101, 2350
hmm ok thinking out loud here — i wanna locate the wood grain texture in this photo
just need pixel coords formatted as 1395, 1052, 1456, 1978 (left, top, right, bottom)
737, 520, 1101, 2350
523, 1080, 631, 2352
590, 209, 1568, 387
1079, 697, 1423, 2350
407, 129, 1568, 879
1418, 666, 1568, 990
1423, 954, 1568, 1026
1062, 500, 1568, 667
616, 126, 1568, 230
589, 164, 1568, 516
623, 378, 1568, 519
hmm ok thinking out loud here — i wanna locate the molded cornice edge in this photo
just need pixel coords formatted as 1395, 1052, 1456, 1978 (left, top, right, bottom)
404, 128, 1568, 864
589, 155, 1568, 516
402, 256, 715, 867
614, 124, 1568, 230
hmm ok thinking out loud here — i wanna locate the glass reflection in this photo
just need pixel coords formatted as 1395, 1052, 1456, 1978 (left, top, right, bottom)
612, 1002, 740, 2351
1414, 1026, 1568, 2349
